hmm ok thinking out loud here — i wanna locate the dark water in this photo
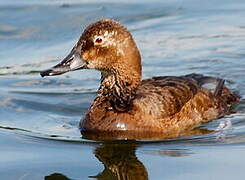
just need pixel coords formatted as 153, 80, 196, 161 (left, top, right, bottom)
1, 0, 245, 179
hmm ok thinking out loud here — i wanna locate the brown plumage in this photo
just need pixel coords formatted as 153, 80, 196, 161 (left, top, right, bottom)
40, 19, 240, 140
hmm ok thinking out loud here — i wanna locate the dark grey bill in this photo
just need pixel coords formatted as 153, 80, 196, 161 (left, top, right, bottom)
40, 46, 87, 77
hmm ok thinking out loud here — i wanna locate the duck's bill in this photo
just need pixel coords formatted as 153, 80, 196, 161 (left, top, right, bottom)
40, 47, 86, 77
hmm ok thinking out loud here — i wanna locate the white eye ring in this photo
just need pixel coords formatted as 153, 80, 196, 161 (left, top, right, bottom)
94, 36, 104, 44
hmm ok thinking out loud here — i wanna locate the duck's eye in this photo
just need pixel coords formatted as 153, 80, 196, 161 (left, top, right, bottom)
95, 37, 103, 44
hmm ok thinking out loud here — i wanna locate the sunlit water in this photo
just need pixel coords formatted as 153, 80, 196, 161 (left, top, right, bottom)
0, 0, 245, 179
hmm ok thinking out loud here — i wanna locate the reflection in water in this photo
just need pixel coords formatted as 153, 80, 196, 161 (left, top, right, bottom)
91, 144, 148, 180
44, 143, 193, 180
91, 143, 193, 180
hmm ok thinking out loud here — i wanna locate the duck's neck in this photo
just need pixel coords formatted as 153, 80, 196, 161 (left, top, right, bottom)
98, 69, 141, 112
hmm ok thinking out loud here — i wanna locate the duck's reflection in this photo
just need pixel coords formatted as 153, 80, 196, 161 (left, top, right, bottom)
91, 143, 199, 180
91, 143, 148, 180
45, 143, 194, 180
45, 127, 212, 180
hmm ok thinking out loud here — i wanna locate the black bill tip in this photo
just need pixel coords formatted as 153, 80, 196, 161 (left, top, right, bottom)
40, 69, 65, 77
40, 69, 50, 77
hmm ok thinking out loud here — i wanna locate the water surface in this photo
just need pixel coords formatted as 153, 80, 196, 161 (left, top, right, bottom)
0, 0, 245, 179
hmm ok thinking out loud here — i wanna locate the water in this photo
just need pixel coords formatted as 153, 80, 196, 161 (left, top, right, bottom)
0, 0, 245, 179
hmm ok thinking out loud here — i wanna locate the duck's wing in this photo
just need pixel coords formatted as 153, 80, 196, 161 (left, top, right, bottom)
136, 75, 200, 118
136, 73, 239, 119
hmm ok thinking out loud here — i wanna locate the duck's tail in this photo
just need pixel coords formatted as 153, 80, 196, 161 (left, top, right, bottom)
185, 73, 240, 106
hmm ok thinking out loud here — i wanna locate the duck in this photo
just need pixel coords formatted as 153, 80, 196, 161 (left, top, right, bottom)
40, 19, 240, 140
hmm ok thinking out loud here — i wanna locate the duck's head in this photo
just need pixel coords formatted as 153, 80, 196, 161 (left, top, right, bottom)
40, 19, 141, 81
